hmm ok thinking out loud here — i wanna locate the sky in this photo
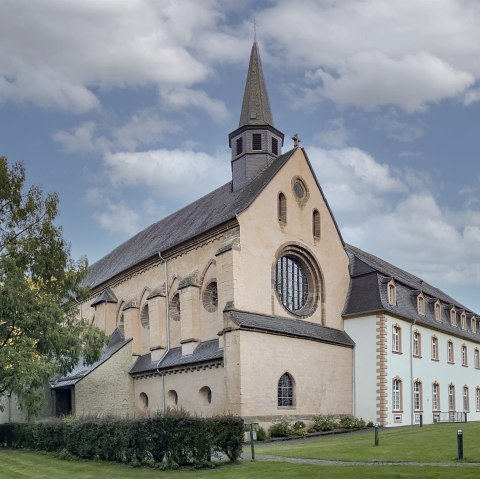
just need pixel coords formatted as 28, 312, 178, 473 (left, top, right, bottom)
1, 0, 480, 311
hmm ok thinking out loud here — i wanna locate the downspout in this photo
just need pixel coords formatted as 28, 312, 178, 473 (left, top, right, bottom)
158, 252, 170, 412
352, 346, 356, 418
410, 317, 417, 425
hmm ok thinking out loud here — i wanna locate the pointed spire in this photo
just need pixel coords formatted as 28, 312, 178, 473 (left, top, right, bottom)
239, 41, 274, 127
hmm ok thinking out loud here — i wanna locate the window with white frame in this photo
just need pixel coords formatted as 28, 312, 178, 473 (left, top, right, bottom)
461, 344, 468, 367
447, 340, 454, 363
413, 330, 421, 357
476, 387, 480, 411
392, 325, 401, 353
463, 386, 469, 412
448, 384, 456, 411
434, 301, 442, 322
475, 348, 480, 369
392, 378, 402, 411
417, 294, 425, 315
387, 280, 396, 305
413, 380, 422, 411
461, 312, 467, 330
432, 382, 440, 411
431, 336, 439, 360
450, 308, 457, 326
472, 317, 477, 334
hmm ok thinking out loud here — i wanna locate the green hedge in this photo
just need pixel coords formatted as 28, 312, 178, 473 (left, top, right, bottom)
0, 412, 243, 467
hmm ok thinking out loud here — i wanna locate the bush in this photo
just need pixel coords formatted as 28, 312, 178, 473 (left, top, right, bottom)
0, 412, 244, 468
256, 427, 266, 441
312, 416, 338, 432
338, 416, 366, 429
291, 421, 307, 436
268, 421, 290, 437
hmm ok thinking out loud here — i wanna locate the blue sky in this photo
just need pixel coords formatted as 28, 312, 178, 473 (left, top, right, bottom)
2, 0, 480, 310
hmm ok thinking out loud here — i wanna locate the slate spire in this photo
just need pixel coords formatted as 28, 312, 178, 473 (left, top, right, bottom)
229, 40, 284, 191
239, 41, 274, 127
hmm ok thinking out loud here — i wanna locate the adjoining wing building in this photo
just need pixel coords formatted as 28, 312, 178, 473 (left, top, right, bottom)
6, 41, 480, 427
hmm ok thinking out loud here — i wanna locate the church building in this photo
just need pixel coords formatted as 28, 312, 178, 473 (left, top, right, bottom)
12, 41, 480, 428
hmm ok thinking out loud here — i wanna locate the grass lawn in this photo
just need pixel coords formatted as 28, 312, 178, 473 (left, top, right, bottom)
1, 450, 480, 479
257, 422, 480, 462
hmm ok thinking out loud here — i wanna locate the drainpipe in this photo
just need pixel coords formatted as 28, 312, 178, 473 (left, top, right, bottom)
158, 252, 170, 411
352, 346, 356, 418
410, 317, 417, 425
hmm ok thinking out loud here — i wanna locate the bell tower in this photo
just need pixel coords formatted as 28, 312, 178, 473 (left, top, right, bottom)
229, 41, 284, 190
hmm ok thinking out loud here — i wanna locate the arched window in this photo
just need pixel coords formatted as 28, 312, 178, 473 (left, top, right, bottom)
448, 384, 455, 411
461, 312, 467, 330
413, 380, 422, 411
141, 304, 150, 329
434, 301, 442, 321
431, 336, 439, 360
413, 330, 421, 357
392, 325, 401, 353
447, 340, 454, 363
392, 378, 402, 411
471, 317, 477, 334
463, 386, 469, 412
278, 193, 287, 223
461, 344, 468, 366
417, 294, 425, 315
117, 313, 125, 335
450, 308, 457, 326
169, 293, 181, 321
476, 387, 480, 411
167, 389, 178, 407
387, 280, 396, 305
432, 382, 440, 411
202, 281, 218, 312
474, 348, 480, 369
138, 392, 149, 411
199, 386, 212, 405
312, 209, 320, 239
278, 373, 294, 407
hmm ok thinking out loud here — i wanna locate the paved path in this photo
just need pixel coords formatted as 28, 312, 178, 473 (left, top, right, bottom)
242, 449, 480, 467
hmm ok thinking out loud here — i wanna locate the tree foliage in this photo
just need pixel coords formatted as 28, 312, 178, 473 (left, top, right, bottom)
0, 156, 106, 416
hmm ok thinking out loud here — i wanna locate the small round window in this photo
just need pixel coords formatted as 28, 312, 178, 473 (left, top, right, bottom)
202, 281, 218, 312
274, 246, 320, 317
293, 180, 306, 199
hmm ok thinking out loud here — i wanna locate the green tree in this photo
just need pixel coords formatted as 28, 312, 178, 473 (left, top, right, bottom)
0, 156, 106, 416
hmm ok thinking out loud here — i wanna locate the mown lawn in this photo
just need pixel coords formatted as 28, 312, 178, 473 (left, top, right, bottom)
257, 422, 480, 462
1, 450, 480, 479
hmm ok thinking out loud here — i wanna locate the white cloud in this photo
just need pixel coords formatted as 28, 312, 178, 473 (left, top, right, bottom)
308, 144, 480, 306
92, 201, 141, 236
374, 109, 425, 142
258, 0, 480, 111
464, 87, 480, 105
313, 51, 473, 112
103, 147, 230, 201
53, 122, 110, 153
159, 87, 230, 123
315, 118, 351, 148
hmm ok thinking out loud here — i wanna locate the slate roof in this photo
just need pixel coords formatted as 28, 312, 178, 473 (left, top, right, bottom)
90, 287, 118, 307
130, 339, 223, 375
84, 148, 296, 289
51, 329, 131, 389
227, 309, 355, 347
239, 40, 273, 127
344, 244, 480, 342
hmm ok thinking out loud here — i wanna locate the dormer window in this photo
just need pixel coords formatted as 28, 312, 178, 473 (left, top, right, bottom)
387, 280, 396, 305
434, 301, 442, 322
450, 307, 457, 327
461, 312, 467, 330
472, 317, 477, 334
236, 137, 243, 156
417, 294, 425, 315
252, 133, 262, 150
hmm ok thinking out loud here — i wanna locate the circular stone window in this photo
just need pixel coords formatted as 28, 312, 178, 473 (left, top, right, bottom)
274, 246, 320, 317
202, 281, 218, 312
291, 177, 309, 206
